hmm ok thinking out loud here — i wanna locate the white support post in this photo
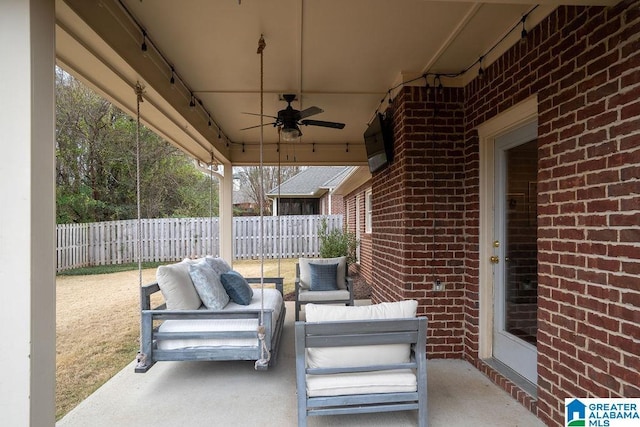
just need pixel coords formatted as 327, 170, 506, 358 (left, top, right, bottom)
0, 0, 56, 425
219, 163, 234, 266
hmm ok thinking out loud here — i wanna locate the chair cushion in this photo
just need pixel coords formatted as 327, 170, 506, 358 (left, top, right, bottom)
305, 300, 418, 369
299, 257, 346, 290
156, 261, 202, 310
220, 270, 254, 305
309, 262, 339, 291
306, 369, 417, 397
298, 289, 351, 302
188, 259, 229, 310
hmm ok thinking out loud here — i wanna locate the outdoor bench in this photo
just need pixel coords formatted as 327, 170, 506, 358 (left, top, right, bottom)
135, 257, 285, 372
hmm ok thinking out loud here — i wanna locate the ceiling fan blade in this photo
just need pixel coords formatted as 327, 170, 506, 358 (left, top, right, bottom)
240, 122, 277, 130
300, 119, 345, 129
298, 106, 323, 119
242, 112, 278, 119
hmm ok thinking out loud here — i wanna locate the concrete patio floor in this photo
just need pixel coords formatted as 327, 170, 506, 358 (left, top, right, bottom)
57, 302, 544, 427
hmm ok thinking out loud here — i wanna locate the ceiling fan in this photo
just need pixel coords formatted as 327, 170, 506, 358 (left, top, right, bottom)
241, 94, 345, 141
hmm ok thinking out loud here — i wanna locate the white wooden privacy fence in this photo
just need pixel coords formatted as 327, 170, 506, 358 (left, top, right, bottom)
56, 215, 342, 272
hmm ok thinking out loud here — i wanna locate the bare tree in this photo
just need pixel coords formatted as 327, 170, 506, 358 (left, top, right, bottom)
234, 166, 303, 215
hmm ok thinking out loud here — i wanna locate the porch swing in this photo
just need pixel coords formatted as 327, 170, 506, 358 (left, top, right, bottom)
134, 35, 285, 373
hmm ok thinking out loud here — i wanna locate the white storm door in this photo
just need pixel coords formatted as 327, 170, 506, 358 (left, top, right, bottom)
492, 121, 538, 385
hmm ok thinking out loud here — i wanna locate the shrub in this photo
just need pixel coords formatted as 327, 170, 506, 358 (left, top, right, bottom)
318, 217, 358, 265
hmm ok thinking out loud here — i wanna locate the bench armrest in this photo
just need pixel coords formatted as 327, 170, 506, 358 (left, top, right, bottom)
245, 277, 284, 295
140, 282, 161, 310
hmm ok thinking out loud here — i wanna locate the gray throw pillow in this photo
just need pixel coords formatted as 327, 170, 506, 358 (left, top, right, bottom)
298, 257, 347, 289
309, 263, 339, 291
220, 270, 254, 305
188, 260, 229, 310
205, 256, 232, 276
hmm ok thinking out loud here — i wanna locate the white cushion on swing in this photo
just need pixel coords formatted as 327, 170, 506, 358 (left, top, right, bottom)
156, 260, 202, 310
157, 288, 283, 349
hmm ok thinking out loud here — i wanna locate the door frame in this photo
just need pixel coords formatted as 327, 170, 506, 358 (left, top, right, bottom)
477, 95, 538, 360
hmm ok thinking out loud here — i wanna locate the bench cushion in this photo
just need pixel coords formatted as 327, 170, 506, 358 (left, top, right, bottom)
157, 288, 283, 350
305, 300, 418, 369
306, 369, 417, 397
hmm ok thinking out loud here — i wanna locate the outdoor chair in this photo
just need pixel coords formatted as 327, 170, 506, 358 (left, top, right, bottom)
295, 256, 354, 321
295, 301, 428, 426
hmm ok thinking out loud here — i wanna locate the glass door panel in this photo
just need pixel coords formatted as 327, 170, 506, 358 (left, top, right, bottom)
492, 121, 538, 384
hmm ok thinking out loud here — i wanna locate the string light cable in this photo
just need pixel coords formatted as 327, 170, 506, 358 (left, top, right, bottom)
116, 0, 225, 147
118, 0, 538, 153
370, 5, 538, 122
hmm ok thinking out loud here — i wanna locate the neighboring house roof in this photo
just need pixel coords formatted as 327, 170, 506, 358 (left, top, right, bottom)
321, 166, 353, 189
332, 166, 372, 196
268, 166, 353, 198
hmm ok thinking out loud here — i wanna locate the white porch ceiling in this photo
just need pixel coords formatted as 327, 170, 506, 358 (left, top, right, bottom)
55, 0, 616, 166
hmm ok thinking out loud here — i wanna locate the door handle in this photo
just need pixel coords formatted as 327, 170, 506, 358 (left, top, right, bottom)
490, 256, 500, 264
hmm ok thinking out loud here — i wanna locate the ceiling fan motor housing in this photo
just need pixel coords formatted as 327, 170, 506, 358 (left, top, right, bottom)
281, 94, 297, 103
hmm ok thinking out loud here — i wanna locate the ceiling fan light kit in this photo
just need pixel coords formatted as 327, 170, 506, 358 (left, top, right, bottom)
281, 127, 301, 142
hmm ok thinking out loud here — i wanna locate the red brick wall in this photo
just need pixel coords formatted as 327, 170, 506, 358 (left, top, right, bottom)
343, 192, 357, 276
468, 2, 639, 424
343, 183, 373, 284
318, 193, 344, 215
535, 3, 639, 424
344, 193, 356, 230
330, 194, 345, 215
372, 87, 467, 358
358, 233, 373, 283
371, 0, 640, 423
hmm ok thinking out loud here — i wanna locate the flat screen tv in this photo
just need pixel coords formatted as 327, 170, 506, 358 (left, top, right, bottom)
364, 112, 394, 173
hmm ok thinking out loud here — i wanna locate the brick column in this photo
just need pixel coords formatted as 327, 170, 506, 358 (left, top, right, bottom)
371, 85, 467, 358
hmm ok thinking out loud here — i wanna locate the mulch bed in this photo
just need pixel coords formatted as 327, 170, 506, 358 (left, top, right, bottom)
283, 273, 372, 301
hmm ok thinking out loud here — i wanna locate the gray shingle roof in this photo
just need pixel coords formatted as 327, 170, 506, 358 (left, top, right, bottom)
267, 166, 352, 197
322, 167, 353, 189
